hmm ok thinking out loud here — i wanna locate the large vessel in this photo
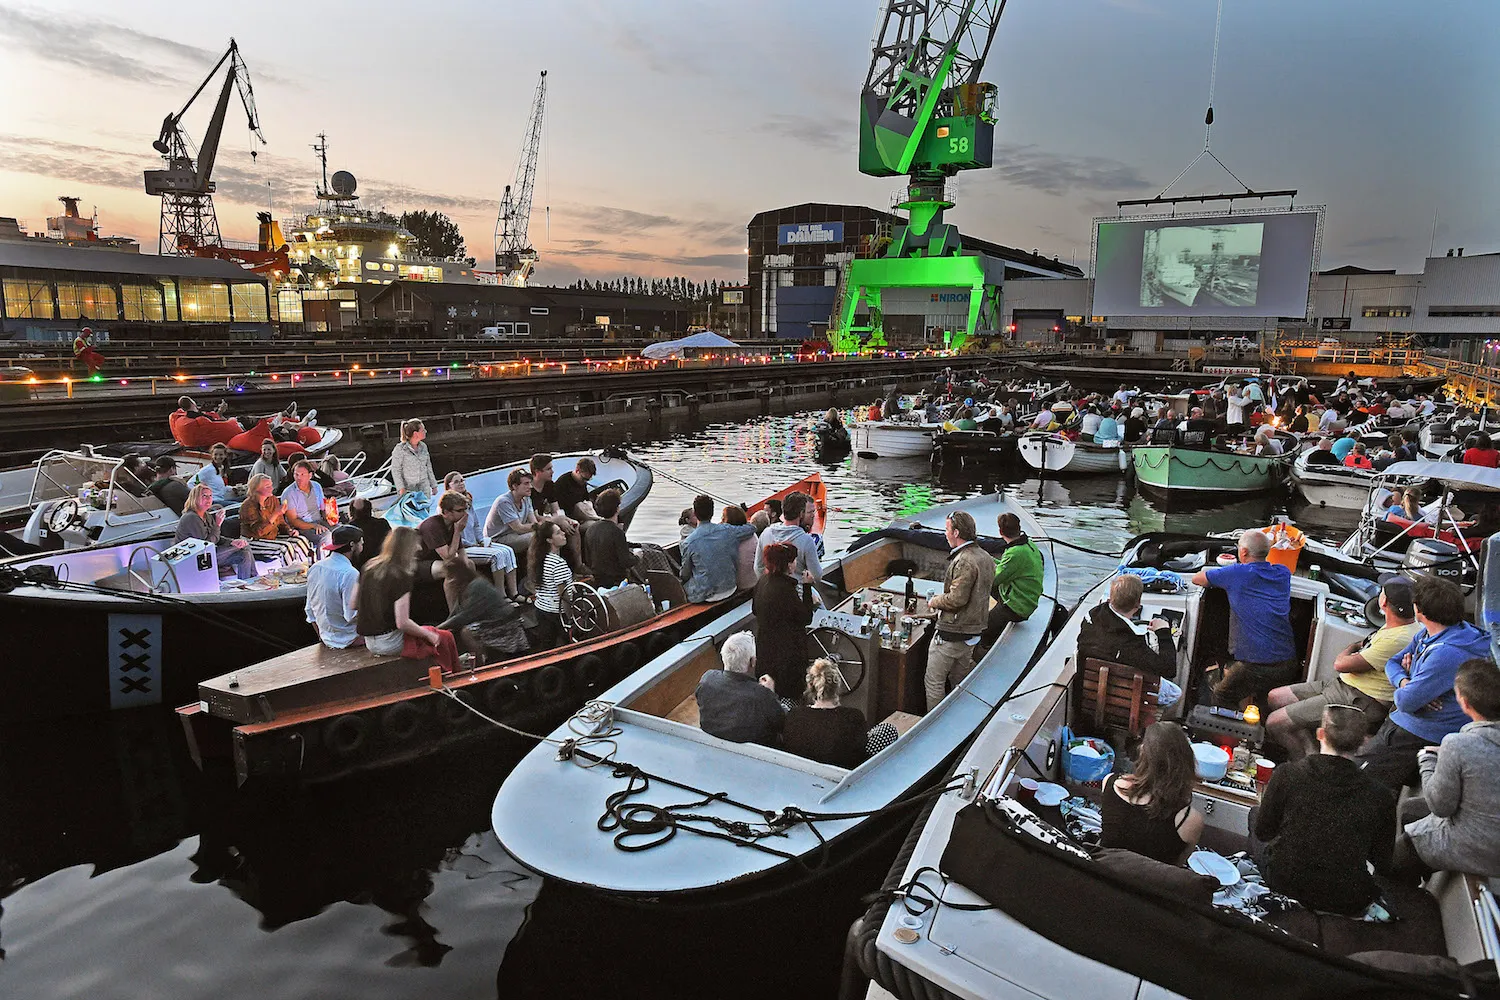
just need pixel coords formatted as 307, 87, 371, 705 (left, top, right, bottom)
1152, 258, 1201, 308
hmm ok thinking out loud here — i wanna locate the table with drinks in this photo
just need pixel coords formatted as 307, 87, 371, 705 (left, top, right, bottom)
840, 584, 933, 718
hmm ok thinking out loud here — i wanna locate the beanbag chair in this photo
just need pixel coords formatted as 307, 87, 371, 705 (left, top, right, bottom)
228, 418, 322, 458
169, 409, 240, 448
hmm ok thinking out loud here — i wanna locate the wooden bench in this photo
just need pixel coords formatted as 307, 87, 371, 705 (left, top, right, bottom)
1077, 657, 1161, 742
199, 643, 433, 724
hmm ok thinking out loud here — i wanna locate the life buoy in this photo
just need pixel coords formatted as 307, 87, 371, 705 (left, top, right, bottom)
612, 642, 642, 677
380, 701, 425, 744
531, 664, 568, 703
573, 653, 607, 691
485, 679, 522, 716
323, 714, 370, 758
438, 690, 479, 729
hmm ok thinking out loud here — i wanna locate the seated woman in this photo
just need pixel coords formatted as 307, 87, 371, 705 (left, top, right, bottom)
1462, 431, 1500, 468
239, 473, 313, 565
1344, 442, 1374, 469
782, 659, 899, 767
188, 443, 235, 503
315, 455, 355, 498
440, 470, 519, 599
751, 541, 814, 698
724, 505, 757, 592
1099, 722, 1204, 866
529, 520, 573, 649
355, 526, 460, 673
175, 483, 258, 581
439, 556, 530, 659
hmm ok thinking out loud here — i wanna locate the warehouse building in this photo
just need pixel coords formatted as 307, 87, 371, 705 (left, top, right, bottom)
0, 241, 272, 342
747, 203, 1083, 341
362, 281, 694, 340
1000, 249, 1500, 360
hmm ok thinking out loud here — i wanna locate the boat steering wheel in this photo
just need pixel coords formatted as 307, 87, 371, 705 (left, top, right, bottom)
808, 627, 867, 696
44, 498, 84, 534
563, 581, 611, 641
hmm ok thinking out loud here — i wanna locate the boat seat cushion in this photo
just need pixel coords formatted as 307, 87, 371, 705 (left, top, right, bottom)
1265, 881, 1446, 958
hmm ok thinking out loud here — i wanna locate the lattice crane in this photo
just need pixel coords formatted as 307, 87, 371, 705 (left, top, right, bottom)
143, 39, 266, 256
494, 70, 548, 287
832, 1, 1007, 353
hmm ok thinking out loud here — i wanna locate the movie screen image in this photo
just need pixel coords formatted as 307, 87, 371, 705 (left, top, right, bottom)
1139, 223, 1262, 308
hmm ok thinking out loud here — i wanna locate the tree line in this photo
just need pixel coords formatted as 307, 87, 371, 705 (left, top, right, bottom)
564, 276, 735, 300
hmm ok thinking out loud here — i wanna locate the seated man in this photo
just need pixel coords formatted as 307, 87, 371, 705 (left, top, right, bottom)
1393, 657, 1500, 882
417, 491, 471, 603
485, 468, 540, 567
146, 456, 191, 515
581, 488, 638, 588
753, 490, 823, 585
1190, 531, 1298, 708
1303, 436, 1341, 466
679, 494, 755, 602
1266, 575, 1419, 759
1356, 575, 1490, 793
695, 631, 783, 746
1075, 575, 1181, 704
304, 525, 363, 649
551, 456, 599, 523
1254, 705, 1396, 916
978, 512, 1043, 648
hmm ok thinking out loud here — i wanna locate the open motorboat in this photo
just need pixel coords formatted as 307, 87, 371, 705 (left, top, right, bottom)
491, 492, 1059, 901
1291, 448, 1382, 509
848, 532, 1498, 1000
852, 414, 942, 460
0, 449, 655, 723
175, 475, 824, 786
1018, 431, 1130, 475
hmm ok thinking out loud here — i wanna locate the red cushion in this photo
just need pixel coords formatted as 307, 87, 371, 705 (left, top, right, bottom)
169, 410, 239, 448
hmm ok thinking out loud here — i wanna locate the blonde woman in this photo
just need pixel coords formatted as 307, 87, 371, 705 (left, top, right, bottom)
390, 418, 438, 497
355, 526, 459, 672
780, 658, 899, 767
240, 473, 313, 564
175, 482, 258, 580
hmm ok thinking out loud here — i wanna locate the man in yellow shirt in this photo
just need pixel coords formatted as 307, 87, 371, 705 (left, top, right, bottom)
1265, 575, 1420, 760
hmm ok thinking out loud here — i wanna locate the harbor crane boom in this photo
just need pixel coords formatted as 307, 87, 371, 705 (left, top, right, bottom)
143, 38, 266, 256
832, 0, 1006, 353
494, 70, 548, 287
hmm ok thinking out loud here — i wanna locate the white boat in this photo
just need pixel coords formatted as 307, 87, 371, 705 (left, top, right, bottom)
1154, 259, 1201, 307
1290, 449, 1379, 509
852, 419, 940, 460
1017, 432, 1129, 475
491, 492, 1058, 900
851, 532, 1497, 1000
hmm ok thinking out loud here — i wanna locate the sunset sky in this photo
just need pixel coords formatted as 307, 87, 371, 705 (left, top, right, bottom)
0, 0, 1493, 285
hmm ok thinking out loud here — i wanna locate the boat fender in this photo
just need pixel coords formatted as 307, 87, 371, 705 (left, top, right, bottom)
438, 690, 480, 728
323, 714, 370, 758
573, 653, 608, 691
531, 664, 569, 703
484, 679, 523, 715
380, 701, 425, 744
641, 632, 671, 662
613, 642, 642, 677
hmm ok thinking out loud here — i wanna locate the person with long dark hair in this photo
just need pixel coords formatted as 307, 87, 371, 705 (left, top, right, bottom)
355, 526, 459, 673
529, 520, 572, 649
1099, 722, 1204, 865
752, 541, 814, 697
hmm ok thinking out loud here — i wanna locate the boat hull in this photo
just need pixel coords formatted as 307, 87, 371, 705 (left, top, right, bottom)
1291, 455, 1376, 509
1017, 434, 1127, 475
1132, 446, 1285, 498
851, 423, 938, 460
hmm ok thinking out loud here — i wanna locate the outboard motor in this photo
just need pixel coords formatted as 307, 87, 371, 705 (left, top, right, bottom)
1403, 537, 1465, 586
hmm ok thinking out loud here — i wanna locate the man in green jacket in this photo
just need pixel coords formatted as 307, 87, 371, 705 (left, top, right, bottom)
980, 512, 1044, 648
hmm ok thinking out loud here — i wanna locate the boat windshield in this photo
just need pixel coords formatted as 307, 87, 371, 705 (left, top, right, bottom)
28, 452, 121, 504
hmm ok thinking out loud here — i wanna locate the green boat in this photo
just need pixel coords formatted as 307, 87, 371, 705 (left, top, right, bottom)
1132, 446, 1290, 500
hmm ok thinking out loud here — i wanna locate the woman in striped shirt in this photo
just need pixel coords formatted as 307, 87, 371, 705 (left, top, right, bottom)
529, 520, 572, 649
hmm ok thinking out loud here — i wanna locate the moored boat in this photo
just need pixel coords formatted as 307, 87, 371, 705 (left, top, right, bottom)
851, 419, 940, 460
1132, 445, 1290, 500
174, 475, 826, 786
1290, 448, 1379, 509
1018, 431, 1129, 475
490, 491, 1058, 901
848, 532, 1492, 1000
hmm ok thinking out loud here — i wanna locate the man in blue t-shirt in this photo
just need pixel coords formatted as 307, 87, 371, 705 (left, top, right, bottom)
1191, 530, 1298, 707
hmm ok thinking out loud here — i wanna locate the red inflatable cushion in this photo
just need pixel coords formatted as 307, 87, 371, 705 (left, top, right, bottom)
169, 410, 239, 448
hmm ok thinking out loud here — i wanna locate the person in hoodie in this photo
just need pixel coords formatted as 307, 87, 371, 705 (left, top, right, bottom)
678, 494, 756, 602
752, 490, 822, 586
1393, 658, 1500, 880
1356, 576, 1491, 793
1254, 704, 1396, 915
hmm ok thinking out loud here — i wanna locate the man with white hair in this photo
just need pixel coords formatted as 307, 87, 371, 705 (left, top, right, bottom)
695, 631, 784, 746
1191, 530, 1298, 708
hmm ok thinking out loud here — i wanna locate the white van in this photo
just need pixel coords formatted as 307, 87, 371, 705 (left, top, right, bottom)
479, 323, 531, 340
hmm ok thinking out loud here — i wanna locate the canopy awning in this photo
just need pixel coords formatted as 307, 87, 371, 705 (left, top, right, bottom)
1379, 460, 1500, 492
640, 331, 741, 359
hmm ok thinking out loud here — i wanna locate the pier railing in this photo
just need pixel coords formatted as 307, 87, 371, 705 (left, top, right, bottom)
1409, 356, 1500, 405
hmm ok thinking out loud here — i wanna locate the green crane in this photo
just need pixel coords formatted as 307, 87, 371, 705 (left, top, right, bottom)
832, 0, 1007, 354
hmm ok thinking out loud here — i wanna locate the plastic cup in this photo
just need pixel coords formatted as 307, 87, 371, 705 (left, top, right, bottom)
1255, 757, 1275, 793
1016, 778, 1039, 804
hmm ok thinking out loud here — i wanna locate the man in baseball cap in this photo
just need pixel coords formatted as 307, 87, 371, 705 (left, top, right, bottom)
306, 524, 363, 648
1265, 574, 1420, 759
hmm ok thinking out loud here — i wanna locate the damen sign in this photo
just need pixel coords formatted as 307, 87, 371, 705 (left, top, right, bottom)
778, 222, 844, 245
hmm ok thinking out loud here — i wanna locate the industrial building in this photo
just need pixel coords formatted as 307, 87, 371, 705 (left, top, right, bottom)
747, 203, 1083, 342
361, 281, 694, 339
999, 250, 1500, 360
0, 241, 272, 342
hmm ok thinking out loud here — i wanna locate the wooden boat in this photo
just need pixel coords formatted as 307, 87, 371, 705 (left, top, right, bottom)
173, 475, 825, 786
848, 534, 1493, 1000
852, 419, 940, 460
1017, 431, 1129, 475
1132, 445, 1290, 500
0, 450, 654, 723
490, 491, 1058, 901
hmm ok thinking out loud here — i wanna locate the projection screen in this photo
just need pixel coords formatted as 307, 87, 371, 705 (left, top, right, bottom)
1091, 210, 1321, 318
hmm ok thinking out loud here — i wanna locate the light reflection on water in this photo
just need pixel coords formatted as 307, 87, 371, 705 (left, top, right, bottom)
0, 409, 1357, 1000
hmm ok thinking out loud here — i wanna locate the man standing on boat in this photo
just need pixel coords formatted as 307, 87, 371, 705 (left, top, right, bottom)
922, 510, 995, 712
1190, 530, 1298, 709
305, 525, 363, 649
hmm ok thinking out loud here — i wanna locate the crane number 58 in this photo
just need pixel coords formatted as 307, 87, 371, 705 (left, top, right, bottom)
947, 136, 970, 155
